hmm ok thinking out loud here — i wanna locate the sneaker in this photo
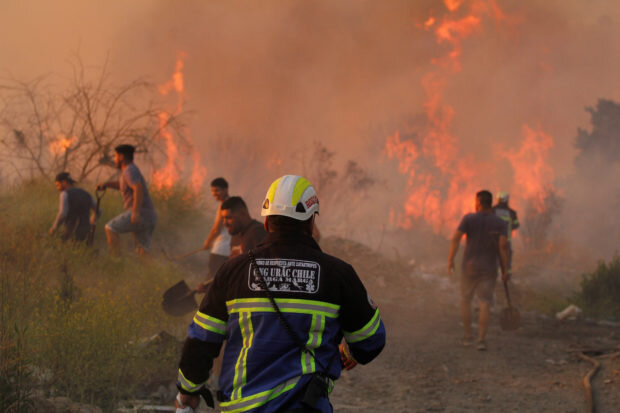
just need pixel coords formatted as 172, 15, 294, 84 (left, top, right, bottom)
476, 340, 487, 351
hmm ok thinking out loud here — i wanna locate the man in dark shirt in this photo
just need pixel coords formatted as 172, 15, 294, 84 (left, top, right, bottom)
49, 172, 98, 242
221, 196, 267, 258
448, 190, 509, 351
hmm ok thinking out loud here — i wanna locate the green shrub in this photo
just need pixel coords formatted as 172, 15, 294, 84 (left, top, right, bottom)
574, 255, 620, 319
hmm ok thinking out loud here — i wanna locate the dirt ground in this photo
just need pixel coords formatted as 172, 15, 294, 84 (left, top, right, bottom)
323, 238, 620, 413
177, 237, 620, 413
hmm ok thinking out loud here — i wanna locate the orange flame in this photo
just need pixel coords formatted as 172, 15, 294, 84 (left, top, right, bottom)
385, 0, 556, 236
49, 134, 76, 155
504, 125, 555, 213
152, 52, 207, 196
444, 0, 465, 12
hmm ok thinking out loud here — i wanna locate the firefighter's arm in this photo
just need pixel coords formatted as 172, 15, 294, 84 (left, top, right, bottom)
342, 307, 386, 365
177, 269, 228, 396
511, 210, 520, 230
177, 338, 219, 393
340, 264, 386, 366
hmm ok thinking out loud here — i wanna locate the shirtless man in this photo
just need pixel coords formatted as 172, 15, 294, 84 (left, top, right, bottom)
197, 177, 231, 292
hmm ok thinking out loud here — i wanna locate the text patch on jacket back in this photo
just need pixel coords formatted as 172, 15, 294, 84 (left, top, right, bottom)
249, 258, 321, 293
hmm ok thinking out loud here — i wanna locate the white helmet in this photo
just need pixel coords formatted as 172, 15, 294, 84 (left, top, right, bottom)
497, 191, 509, 203
261, 175, 319, 221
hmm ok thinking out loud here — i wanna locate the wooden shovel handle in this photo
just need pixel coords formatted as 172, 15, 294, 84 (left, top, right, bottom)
503, 280, 513, 308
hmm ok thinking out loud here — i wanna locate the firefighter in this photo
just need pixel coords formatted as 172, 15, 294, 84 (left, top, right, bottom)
492, 191, 519, 275
175, 175, 386, 413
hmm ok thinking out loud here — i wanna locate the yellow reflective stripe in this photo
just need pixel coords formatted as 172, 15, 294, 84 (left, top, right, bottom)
193, 311, 227, 335
227, 298, 339, 318
290, 177, 311, 206
177, 368, 206, 392
301, 314, 324, 374
343, 308, 382, 343
220, 375, 300, 412
232, 311, 254, 400
302, 316, 315, 374
266, 178, 281, 204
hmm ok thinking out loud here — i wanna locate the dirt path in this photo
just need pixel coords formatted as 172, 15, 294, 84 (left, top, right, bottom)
330, 284, 620, 413
176, 237, 620, 413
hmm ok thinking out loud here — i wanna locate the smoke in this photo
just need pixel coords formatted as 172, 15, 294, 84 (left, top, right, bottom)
1, 0, 619, 261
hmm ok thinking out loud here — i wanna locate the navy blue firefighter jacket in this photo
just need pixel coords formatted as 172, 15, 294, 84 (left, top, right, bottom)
177, 231, 386, 412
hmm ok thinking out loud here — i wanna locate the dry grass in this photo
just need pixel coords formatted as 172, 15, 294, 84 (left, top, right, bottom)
0, 179, 208, 411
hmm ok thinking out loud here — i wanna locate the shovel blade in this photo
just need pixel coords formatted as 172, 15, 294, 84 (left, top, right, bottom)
500, 307, 521, 331
162, 280, 198, 317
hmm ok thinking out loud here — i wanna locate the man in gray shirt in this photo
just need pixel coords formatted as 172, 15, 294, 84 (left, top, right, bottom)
49, 172, 98, 242
448, 190, 509, 351
98, 144, 157, 256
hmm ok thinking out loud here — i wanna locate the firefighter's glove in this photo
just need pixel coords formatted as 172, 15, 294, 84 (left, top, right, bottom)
339, 343, 358, 371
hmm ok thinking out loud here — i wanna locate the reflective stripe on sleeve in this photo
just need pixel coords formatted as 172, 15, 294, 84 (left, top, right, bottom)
227, 298, 339, 318
343, 308, 382, 343
177, 368, 207, 392
220, 375, 301, 412
193, 311, 227, 335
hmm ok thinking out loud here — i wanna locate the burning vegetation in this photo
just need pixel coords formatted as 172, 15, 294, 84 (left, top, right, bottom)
1, 0, 620, 412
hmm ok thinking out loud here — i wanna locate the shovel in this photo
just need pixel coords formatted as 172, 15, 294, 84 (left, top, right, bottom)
162, 279, 213, 317
500, 280, 520, 331
86, 187, 106, 247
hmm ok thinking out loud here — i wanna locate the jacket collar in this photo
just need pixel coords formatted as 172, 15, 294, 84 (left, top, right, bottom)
260, 231, 321, 251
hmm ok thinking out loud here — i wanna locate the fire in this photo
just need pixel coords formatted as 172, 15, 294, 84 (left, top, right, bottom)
49, 134, 76, 156
504, 125, 555, 213
423, 17, 436, 29
152, 112, 180, 190
385, 0, 557, 237
152, 52, 207, 196
444, 0, 465, 12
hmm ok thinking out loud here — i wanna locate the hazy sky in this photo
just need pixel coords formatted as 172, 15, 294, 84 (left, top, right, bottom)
1, 0, 619, 250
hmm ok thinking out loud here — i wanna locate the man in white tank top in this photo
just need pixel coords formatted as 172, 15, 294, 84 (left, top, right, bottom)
197, 177, 230, 293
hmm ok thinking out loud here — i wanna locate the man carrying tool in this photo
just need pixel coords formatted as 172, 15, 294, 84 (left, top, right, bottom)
49, 172, 99, 243
175, 175, 386, 413
197, 177, 231, 292
492, 191, 519, 276
448, 190, 509, 351
98, 144, 157, 256
223, 196, 267, 258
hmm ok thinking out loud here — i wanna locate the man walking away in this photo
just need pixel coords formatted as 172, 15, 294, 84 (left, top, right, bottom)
49, 172, 98, 243
175, 175, 386, 413
223, 196, 267, 259
98, 144, 158, 256
198, 177, 231, 288
492, 191, 519, 276
448, 190, 509, 351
